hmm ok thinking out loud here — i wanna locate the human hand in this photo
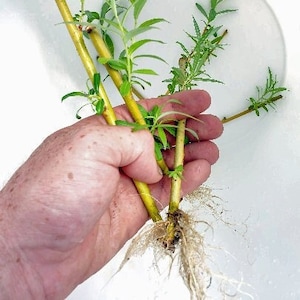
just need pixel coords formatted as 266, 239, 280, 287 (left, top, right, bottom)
0, 90, 223, 299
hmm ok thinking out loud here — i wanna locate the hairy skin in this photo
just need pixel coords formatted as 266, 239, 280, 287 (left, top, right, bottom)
0, 90, 223, 299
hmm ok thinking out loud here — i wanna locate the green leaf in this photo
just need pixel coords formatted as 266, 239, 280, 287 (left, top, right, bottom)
93, 73, 101, 94
157, 127, 168, 150
217, 9, 238, 15
95, 99, 105, 115
84, 10, 100, 22
89, 87, 96, 95
208, 9, 217, 22
132, 81, 145, 90
119, 80, 131, 96
98, 57, 110, 64
273, 87, 287, 93
211, 0, 218, 9
137, 103, 149, 119
124, 26, 155, 42
176, 41, 189, 55
115, 120, 133, 126
167, 83, 176, 94
167, 165, 184, 179
61, 91, 87, 101
132, 75, 152, 87
164, 126, 176, 138
195, 3, 208, 19
128, 39, 164, 55
82, 31, 90, 39
138, 18, 167, 28
133, 68, 158, 75
100, 2, 111, 25
109, 59, 128, 71
99, 17, 124, 33
154, 142, 163, 161
115, 119, 148, 131
103, 33, 115, 57
133, 54, 167, 64
132, 0, 147, 20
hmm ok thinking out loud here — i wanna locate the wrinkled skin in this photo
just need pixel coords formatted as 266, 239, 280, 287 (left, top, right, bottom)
0, 90, 223, 299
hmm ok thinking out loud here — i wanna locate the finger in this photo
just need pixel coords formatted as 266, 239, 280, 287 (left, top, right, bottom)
115, 89, 211, 122
186, 114, 223, 141
180, 159, 212, 196
184, 141, 220, 164
162, 140, 219, 168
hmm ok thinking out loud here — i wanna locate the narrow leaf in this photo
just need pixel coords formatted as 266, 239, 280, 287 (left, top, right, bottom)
195, 3, 208, 19
134, 54, 167, 64
93, 73, 101, 94
133, 68, 158, 75
100, 2, 111, 25
138, 18, 168, 28
208, 9, 217, 22
154, 142, 163, 161
128, 39, 164, 55
99, 18, 125, 34
132, 75, 152, 86
95, 99, 105, 115
107, 59, 127, 71
217, 9, 238, 15
157, 127, 168, 150
61, 91, 87, 101
103, 33, 115, 57
133, 0, 147, 20
124, 26, 155, 42
211, 0, 218, 9
137, 103, 149, 119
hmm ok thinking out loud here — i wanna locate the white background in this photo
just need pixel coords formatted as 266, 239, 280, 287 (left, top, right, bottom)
1, 0, 299, 299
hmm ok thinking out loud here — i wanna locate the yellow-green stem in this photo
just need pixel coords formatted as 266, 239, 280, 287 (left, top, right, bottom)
55, 0, 162, 222
134, 181, 162, 222
163, 119, 186, 250
222, 95, 283, 124
168, 119, 186, 214
222, 108, 251, 123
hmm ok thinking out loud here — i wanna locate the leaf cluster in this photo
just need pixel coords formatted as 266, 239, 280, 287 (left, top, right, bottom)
116, 101, 178, 160
164, 0, 236, 93
248, 67, 287, 116
61, 73, 104, 119
94, 0, 168, 95
196, 0, 237, 24
116, 99, 198, 162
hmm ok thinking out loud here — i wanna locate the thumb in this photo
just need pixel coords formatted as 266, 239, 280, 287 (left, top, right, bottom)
102, 126, 163, 184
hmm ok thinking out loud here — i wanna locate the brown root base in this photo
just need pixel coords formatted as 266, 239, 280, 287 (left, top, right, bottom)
159, 209, 184, 252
